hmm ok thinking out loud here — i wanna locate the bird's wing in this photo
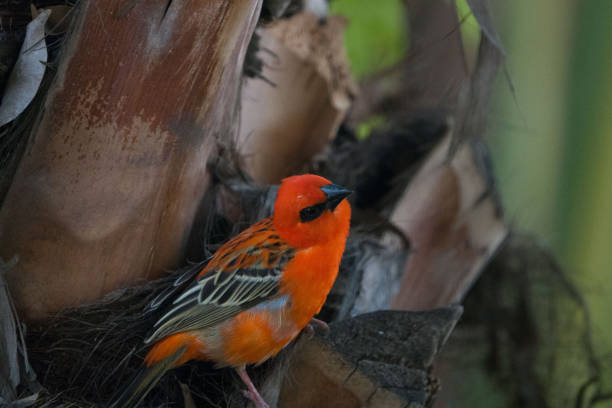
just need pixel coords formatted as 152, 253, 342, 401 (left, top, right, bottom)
144, 219, 295, 344
144, 261, 206, 313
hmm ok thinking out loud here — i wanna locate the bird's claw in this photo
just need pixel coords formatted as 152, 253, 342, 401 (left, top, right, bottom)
304, 317, 329, 338
242, 390, 270, 408
309, 318, 329, 332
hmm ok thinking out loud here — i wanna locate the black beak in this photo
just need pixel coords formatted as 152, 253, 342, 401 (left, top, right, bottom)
320, 184, 352, 211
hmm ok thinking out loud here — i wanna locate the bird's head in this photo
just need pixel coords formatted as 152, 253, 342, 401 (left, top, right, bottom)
273, 174, 352, 248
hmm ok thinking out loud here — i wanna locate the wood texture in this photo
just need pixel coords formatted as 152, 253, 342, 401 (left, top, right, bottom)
275, 308, 462, 408
238, 12, 356, 184
390, 134, 507, 310
0, 0, 262, 319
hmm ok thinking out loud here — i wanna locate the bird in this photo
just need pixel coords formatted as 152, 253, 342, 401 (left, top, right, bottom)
111, 174, 352, 408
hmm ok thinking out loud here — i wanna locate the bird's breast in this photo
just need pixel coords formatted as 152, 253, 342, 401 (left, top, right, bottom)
280, 239, 345, 328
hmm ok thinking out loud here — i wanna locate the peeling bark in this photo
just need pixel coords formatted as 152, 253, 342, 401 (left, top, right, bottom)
390, 134, 507, 310
238, 12, 356, 184
0, 0, 262, 319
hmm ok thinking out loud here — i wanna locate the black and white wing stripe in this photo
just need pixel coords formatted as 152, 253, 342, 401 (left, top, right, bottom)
144, 231, 295, 344
144, 261, 206, 313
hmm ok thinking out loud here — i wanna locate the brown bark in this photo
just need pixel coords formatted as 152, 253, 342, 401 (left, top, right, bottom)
0, 0, 262, 319
390, 134, 507, 310
272, 308, 462, 408
349, 0, 468, 124
239, 12, 356, 184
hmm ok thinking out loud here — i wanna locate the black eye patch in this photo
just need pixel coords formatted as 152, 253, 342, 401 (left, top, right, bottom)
299, 202, 326, 222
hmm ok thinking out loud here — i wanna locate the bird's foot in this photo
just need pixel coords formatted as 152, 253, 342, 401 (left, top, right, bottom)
303, 324, 314, 337
304, 317, 329, 337
309, 317, 329, 332
242, 390, 270, 408
237, 366, 269, 408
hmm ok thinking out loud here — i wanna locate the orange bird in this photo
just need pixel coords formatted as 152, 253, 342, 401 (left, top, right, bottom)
112, 174, 351, 408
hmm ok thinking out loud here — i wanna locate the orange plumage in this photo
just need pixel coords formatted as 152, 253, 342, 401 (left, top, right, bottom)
111, 174, 351, 408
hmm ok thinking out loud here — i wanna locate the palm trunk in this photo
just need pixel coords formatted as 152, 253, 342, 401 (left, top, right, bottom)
0, 0, 262, 319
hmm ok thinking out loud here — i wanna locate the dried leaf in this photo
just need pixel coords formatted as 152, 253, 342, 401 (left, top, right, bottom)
0, 393, 39, 408
0, 258, 20, 395
239, 13, 356, 183
0, 257, 40, 406
179, 382, 197, 408
466, 0, 505, 54
390, 134, 508, 310
0, 10, 50, 127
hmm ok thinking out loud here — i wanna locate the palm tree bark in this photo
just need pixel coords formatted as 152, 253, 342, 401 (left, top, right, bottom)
0, 0, 262, 319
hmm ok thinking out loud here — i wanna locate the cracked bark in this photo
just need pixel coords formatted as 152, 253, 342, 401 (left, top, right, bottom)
272, 308, 462, 408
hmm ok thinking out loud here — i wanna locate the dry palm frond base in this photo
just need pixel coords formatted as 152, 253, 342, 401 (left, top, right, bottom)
24, 264, 247, 408
437, 233, 612, 408
0, 112, 608, 408
13, 114, 448, 407
6, 231, 612, 407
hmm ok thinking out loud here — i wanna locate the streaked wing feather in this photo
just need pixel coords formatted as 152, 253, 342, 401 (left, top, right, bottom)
144, 261, 206, 312
145, 221, 294, 344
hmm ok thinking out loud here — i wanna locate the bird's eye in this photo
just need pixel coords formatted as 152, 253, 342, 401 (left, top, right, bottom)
299, 203, 325, 222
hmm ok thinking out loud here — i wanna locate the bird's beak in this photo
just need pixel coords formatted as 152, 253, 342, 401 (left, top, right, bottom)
320, 184, 352, 211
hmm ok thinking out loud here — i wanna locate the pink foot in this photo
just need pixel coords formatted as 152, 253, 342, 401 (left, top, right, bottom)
303, 317, 329, 337
303, 324, 315, 337
237, 366, 270, 408
241, 390, 269, 408
308, 317, 329, 332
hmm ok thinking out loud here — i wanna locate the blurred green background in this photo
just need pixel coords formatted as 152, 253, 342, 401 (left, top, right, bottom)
491, 0, 612, 355
331, 0, 612, 405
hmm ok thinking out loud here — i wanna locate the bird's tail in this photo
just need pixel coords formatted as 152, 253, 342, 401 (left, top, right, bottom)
110, 345, 186, 408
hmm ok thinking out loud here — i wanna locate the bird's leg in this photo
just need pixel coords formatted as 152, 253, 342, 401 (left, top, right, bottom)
304, 317, 329, 336
309, 317, 329, 331
237, 366, 269, 408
